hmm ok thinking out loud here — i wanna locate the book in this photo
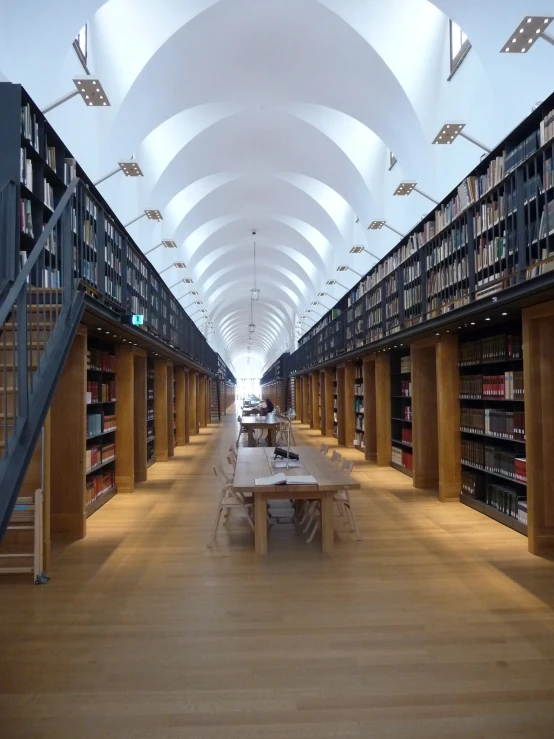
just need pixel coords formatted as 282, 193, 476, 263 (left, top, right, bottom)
254, 473, 316, 486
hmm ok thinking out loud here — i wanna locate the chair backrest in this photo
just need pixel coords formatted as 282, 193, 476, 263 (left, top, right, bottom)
228, 446, 237, 460
331, 450, 342, 466
214, 462, 233, 485
341, 459, 354, 475
227, 454, 236, 469
319, 443, 329, 455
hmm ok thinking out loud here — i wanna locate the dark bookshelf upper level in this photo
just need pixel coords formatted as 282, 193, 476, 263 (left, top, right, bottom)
291, 90, 554, 374
0, 83, 219, 375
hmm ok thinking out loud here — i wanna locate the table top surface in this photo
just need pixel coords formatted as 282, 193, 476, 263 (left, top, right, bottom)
233, 446, 361, 494
239, 414, 280, 428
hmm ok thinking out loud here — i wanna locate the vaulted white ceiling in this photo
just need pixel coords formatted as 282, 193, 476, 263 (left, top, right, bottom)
1, 0, 553, 376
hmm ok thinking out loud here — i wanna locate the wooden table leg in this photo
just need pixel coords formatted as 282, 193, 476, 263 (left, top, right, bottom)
320, 492, 334, 554
254, 493, 268, 555
268, 428, 274, 446
247, 428, 255, 447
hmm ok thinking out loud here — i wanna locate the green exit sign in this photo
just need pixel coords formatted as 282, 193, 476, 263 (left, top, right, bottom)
131, 314, 144, 326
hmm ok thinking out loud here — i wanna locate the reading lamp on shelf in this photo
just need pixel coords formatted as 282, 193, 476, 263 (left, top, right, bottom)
500, 16, 554, 53
317, 292, 335, 307
191, 308, 207, 319
350, 245, 380, 261
93, 160, 144, 186
368, 220, 406, 237
326, 278, 349, 291
311, 300, 330, 314
176, 290, 199, 301
336, 264, 363, 278
124, 209, 163, 227
307, 308, 324, 319
42, 77, 110, 114
393, 183, 439, 205
168, 276, 191, 289
432, 124, 491, 153
158, 261, 186, 276
184, 300, 202, 310
144, 240, 177, 256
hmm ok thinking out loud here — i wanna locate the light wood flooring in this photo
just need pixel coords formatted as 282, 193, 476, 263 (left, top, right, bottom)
1, 410, 554, 738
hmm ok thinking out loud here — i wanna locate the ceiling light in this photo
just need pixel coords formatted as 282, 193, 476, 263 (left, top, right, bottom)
432, 123, 465, 145
394, 182, 416, 196
502, 312, 508, 316
500, 16, 553, 53
73, 77, 110, 106
485, 317, 491, 321
249, 323, 256, 333
368, 220, 386, 230
118, 160, 143, 177
97, 327, 102, 331
470, 322, 475, 325
144, 209, 162, 221
251, 288, 260, 301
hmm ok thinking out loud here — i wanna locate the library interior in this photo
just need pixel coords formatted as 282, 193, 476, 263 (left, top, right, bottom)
2, 2, 554, 737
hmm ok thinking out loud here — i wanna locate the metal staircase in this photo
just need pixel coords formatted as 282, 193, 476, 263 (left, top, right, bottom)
0, 178, 85, 540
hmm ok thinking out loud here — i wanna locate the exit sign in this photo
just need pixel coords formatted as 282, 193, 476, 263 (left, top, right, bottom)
131, 314, 144, 325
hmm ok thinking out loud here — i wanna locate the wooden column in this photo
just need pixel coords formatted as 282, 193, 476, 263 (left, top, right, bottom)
375, 353, 391, 466
296, 375, 303, 421
184, 371, 190, 443
302, 375, 309, 425
523, 302, 554, 556
206, 377, 211, 424
115, 344, 135, 493
50, 327, 87, 539
189, 371, 198, 435
175, 366, 187, 446
343, 363, 355, 448
322, 368, 334, 437
337, 366, 346, 446
310, 371, 320, 430
198, 375, 207, 428
154, 358, 168, 462
436, 335, 461, 502
363, 356, 377, 463
133, 351, 147, 484
411, 341, 439, 489
167, 362, 175, 458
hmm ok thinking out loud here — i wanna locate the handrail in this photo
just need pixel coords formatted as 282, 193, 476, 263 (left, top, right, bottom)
0, 178, 79, 326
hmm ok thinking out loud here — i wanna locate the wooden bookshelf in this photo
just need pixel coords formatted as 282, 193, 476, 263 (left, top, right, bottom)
146, 357, 155, 466
311, 371, 320, 430
458, 322, 527, 535
332, 369, 338, 439
390, 349, 413, 477
353, 362, 364, 452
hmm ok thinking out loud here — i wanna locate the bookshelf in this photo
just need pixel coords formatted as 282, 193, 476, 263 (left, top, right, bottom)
333, 369, 338, 439
0, 83, 218, 375
390, 350, 413, 477
86, 338, 117, 515
173, 371, 177, 448
354, 362, 364, 451
147, 357, 155, 467
293, 92, 554, 375
458, 324, 527, 535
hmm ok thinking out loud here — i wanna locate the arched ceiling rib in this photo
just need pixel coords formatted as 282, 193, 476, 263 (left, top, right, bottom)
1, 0, 550, 374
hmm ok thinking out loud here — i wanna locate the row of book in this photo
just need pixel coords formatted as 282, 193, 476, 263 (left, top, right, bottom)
87, 348, 116, 372
20, 150, 33, 189
486, 484, 527, 523
86, 413, 117, 438
459, 334, 522, 365
404, 284, 422, 311
86, 380, 116, 404
392, 446, 413, 470
86, 442, 116, 474
398, 405, 412, 421
20, 198, 33, 237
426, 258, 468, 297
506, 130, 539, 175
459, 371, 524, 399
401, 427, 412, 445
425, 227, 467, 271
86, 470, 116, 507
354, 397, 364, 414
400, 356, 411, 373
527, 253, 554, 279
404, 260, 421, 283
461, 439, 526, 482
475, 234, 514, 273
540, 106, 554, 147
354, 430, 365, 449
400, 380, 411, 397
473, 198, 506, 237
21, 103, 39, 150
461, 470, 483, 500
460, 408, 525, 440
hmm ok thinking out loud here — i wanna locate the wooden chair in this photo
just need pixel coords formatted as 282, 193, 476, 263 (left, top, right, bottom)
306, 458, 361, 543
320, 443, 329, 455
208, 465, 254, 546
331, 450, 342, 466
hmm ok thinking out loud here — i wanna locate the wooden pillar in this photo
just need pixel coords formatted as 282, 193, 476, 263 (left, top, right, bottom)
133, 352, 147, 484
154, 358, 168, 462
322, 368, 334, 436
302, 375, 309, 425
206, 377, 211, 424
310, 371, 320, 430
436, 335, 461, 501
184, 370, 190, 443
167, 362, 175, 458
343, 363, 356, 448
523, 302, 554, 556
411, 341, 439, 489
375, 353, 391, 466
175, 366, 187, 446
198, 375, 207, 428
363, 356, 377, 463
50, 328, 87, 539
296, 375, 303, 421
337, 366, 346, 446
115, 344, 135, 493
189, 371, 198, 435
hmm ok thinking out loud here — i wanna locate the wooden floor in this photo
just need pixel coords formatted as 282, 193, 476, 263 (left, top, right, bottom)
2, 411, 554, 738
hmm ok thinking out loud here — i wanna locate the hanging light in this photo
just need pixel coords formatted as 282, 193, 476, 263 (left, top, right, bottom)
250, 237, 260, 300
249, 322, 256, 333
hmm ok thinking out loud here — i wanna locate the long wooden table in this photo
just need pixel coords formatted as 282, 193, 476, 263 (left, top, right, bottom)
238, 414, 280, 446
233, 446, 360, 555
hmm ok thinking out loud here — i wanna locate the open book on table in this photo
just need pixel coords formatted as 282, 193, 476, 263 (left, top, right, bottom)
254, 473, 317, 486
